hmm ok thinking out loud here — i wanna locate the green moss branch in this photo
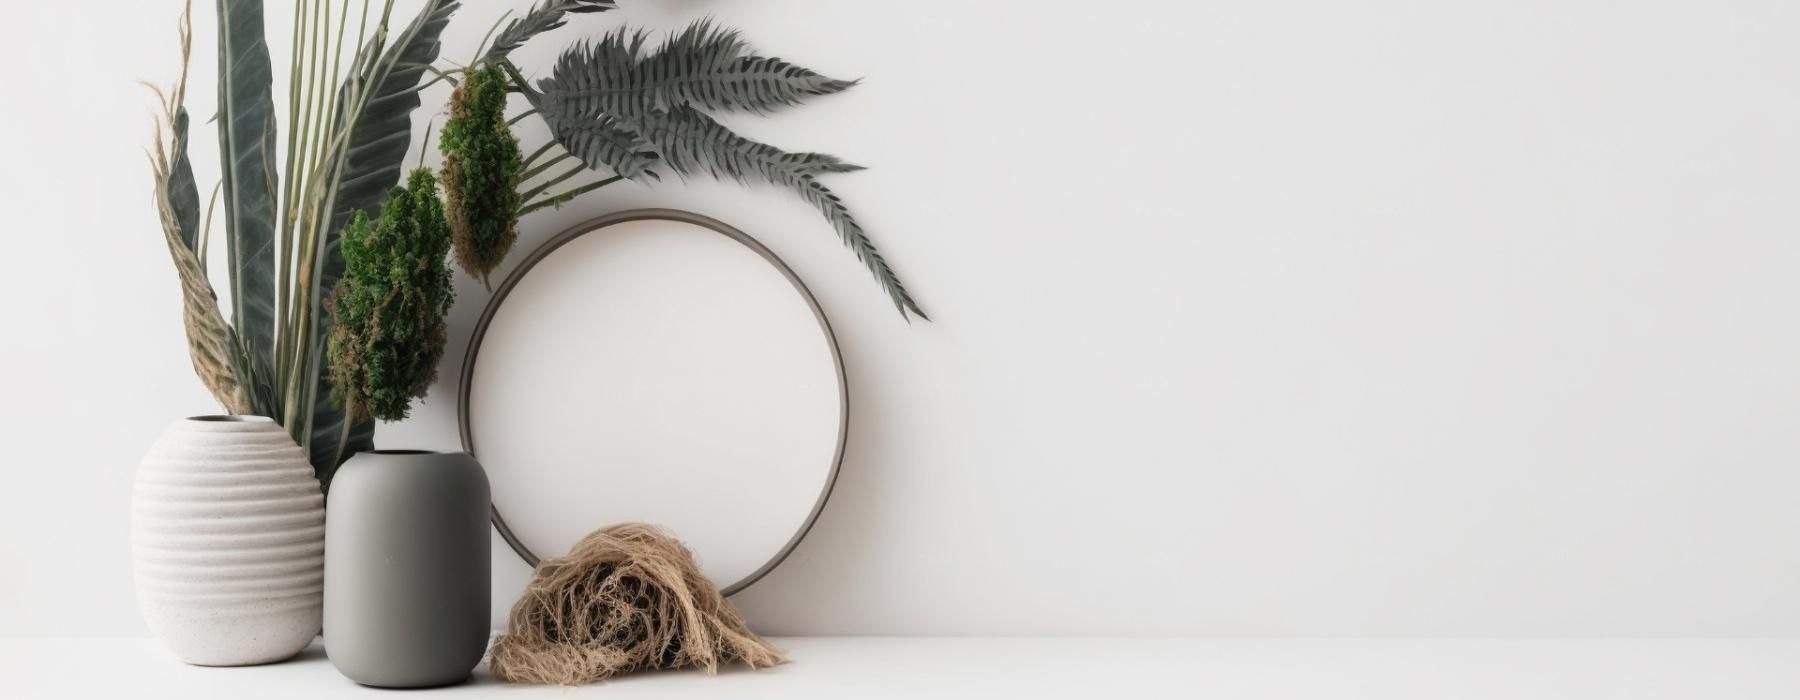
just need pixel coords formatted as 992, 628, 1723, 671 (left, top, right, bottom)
439, 63, 524, 285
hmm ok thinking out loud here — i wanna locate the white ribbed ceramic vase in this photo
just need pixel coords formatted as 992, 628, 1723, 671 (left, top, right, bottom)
132, 415, 325, 666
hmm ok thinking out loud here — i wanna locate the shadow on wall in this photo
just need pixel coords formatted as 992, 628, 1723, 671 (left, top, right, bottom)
724, 299, 904, 635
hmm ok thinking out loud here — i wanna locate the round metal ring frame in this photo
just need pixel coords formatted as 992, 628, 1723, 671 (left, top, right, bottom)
457, 208, 849, 596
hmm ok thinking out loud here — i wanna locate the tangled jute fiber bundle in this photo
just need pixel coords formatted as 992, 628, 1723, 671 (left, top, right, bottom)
488, 523, 786, 685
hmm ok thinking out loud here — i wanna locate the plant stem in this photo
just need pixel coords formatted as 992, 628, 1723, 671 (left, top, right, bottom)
498, 60, 538, 101
326, 384, 355, 482
287, 0, 331, 438
519, 153, 572, 183
305, 0, 330, 183
417, 118, 435, 169
276, 0, 309, 385
520, 175, 623, 216
518, 163, 584, 203
519, 140, 557, 171
470, 11, 512, 67
329, 0, 350, 122
507, 109, 537, 126
353, 0, 371, 58
301, 0, 399, 442
199, 181, 222, 268
419, 64, 461, 90
287, 0, 398, 442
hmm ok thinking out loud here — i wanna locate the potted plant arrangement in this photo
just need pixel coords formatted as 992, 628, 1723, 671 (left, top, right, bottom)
136, 0, 925, 684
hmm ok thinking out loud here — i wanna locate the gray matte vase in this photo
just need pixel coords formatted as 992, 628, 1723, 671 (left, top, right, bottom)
324, 450, 490, 688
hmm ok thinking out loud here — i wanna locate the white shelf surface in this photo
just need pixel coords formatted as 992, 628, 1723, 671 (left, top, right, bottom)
5, 637, 1800, 698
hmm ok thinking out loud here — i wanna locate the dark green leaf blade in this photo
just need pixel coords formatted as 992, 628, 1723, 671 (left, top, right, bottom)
307, 327, 374, 489
531, 21, 919, 320
485, 0, 617, 64
310, 408, 374, 490
216, 0, 282, 416
534, 103, 658, 181
167, 108, 202, 250
789, 174, 926, 320
537, 20, 858, 118
632, 106, 925, 320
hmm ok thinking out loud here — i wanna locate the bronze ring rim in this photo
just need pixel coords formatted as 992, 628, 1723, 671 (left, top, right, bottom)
456, 208, 849, 597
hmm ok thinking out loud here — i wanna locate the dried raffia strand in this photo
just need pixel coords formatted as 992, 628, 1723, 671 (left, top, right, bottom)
156, 177, 255, 416
487, 523, 786, 685
146, 10, 252, 415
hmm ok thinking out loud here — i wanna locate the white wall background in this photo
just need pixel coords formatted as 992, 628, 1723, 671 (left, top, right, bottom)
4, 0, 1800, 637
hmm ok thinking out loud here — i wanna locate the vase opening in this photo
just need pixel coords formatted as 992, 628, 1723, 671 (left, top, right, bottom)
186, 415, 275, 423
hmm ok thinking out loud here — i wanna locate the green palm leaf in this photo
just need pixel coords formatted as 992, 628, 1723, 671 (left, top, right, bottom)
533, 105, 657, 181
632, 106, 925, 320
538, 20, 858, 117
485, 0, 616, 63
631, 105, 862, 181
216, 0, 282, 417
526, 20, 925, 321
167, 108, 202, 250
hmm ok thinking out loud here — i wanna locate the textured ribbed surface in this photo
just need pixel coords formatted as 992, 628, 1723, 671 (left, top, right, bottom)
132, 417, 325, 666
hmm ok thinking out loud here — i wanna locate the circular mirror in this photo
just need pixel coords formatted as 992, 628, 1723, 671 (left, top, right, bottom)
459, 210, 846, 595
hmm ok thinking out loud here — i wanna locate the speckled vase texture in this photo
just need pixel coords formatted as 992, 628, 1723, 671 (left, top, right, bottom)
131, 415, 325, 666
